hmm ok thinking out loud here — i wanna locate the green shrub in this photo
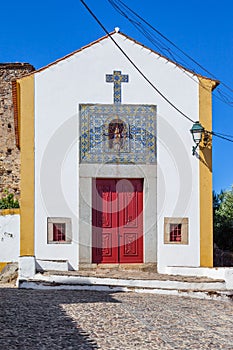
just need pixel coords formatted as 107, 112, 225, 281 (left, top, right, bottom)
0, 190, 20, 209
214, 187, 233, 252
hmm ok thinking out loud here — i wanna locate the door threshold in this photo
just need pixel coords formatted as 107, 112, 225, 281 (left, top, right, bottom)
79, 263, 157, 272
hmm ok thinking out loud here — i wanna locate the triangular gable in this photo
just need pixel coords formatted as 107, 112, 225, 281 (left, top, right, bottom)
16, 30, 220, 85
12, 30, 219, 148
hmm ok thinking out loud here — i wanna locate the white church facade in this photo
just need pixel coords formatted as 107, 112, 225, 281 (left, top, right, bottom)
14, 30, 218, 277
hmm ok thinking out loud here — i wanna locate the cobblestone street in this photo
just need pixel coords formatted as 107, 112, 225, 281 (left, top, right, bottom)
0, 284, 232, 349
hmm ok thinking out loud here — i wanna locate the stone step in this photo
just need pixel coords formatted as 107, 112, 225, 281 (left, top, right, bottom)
162, 266, 233, 290
18, 279, 233, 302
20, 273, 227, 291
79, 263, 157, 272
17, 272, 233, 301
35, 259, 69, 272
40, 269, 226, 283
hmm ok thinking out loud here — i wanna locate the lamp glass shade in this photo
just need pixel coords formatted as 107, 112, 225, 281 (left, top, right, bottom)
190, 122, 204, 145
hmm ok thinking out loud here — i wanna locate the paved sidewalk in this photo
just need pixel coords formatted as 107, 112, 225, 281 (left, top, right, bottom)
0, 283, 232, 349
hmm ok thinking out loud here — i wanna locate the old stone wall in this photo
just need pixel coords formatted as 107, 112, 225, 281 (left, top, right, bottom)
0, 63, 35, 199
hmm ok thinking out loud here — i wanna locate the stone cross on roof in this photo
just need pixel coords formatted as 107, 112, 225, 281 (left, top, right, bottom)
106, 70, 129, 104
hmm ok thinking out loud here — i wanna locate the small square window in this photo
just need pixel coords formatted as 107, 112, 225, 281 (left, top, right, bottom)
170, 223, 182, 242
164, 217, 188, 244
53, 223, 66, 242
47, 218, 72, 244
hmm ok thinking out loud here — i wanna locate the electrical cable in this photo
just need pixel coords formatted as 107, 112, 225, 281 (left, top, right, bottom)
211, 132, 233, 143
109, 0, 233, 94
108, 0, 193, 68
108, 0, 233, 107
212, 132, 233, 139
80, 0, 195, 123
80, 0, 233, 144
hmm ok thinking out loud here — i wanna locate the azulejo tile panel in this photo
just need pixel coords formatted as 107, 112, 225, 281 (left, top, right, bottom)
80, 104, 156, 164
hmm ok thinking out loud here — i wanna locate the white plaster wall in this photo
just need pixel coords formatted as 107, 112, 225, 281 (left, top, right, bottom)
34, 32, 200, 269
0, 214, 20, 262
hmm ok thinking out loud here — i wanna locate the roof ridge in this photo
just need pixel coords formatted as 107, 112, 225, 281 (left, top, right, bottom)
17, 30, 219, 86
18, 31, 115, 78
118, 31, 219, 85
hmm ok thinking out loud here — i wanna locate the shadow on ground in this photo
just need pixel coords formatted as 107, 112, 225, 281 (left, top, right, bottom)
0, 287, 120, 349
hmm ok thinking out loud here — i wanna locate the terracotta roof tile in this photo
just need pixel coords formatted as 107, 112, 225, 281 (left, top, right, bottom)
18, 30, 219, 86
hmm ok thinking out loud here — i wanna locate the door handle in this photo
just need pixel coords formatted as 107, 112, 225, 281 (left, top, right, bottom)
127, 216, 133, 223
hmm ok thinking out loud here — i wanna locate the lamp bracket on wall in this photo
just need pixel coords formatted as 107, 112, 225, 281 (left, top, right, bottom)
190, 121, 208, 155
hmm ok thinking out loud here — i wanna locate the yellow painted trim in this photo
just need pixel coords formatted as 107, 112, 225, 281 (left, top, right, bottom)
0, 209, 20, 216
18, 75, 35, 256
198, 77, 216, 267
0, 262, 8, 272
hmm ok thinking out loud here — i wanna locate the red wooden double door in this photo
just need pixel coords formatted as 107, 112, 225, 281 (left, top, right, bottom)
92, 179, 143, 263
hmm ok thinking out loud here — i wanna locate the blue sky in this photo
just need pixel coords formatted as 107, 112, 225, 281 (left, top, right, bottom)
1, 0, 233, 193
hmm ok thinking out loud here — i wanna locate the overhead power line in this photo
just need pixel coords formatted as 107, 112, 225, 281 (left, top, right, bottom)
80, 0, 233, 144
108, 0, 233, 107
80, 0, 195, 123
211, 132, 233, 143
212, 131, 233, 139
109, 0, 233, 94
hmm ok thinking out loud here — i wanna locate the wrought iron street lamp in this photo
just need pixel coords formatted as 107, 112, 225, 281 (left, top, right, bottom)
190, 121, 204, 155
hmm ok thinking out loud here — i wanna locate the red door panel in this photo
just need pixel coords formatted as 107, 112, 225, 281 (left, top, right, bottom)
92, 179, 118, 263
119, 179, 143, 263
92, 179, 143, 263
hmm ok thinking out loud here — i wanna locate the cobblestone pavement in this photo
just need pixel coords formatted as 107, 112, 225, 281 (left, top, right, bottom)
0, 283, 232, 349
